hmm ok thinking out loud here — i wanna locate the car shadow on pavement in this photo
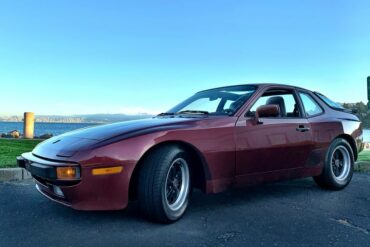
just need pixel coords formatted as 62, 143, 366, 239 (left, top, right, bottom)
46, 177, 322, 225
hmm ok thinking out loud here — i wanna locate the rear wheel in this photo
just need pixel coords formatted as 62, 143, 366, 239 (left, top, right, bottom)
137, 145, 192, 223
313, 138, 354, 190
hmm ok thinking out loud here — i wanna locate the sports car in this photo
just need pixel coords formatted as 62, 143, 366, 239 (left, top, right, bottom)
18, 83, 363, 223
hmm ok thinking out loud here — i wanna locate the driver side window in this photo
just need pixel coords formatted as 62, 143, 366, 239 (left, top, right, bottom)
248, 90, 301, 118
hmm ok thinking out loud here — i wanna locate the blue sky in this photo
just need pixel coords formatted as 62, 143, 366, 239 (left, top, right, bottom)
0, 0, 369, 115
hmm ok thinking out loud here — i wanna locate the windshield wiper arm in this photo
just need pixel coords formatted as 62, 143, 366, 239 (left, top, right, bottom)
157, 112, 175, 116
177, 110, 209, 115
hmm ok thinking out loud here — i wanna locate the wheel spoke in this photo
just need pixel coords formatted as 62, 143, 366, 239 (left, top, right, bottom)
169, 167, 175, 178
164, 157, 190, 210
167, 178, 172, 186
168, 193, 174, 204
174, 184, 180, 193
166, 167, 179, 204
175, 165, 181, 178
170, 193, 176, 203
332, 164, 338, 176
167, 187, 172, 198
334, 151, 339, 160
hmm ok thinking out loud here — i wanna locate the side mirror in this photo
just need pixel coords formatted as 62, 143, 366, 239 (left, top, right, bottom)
255, 105, 280, 124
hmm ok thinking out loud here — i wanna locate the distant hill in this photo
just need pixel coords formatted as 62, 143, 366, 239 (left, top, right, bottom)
0, 113, 154, 123
74, 114, 154, 123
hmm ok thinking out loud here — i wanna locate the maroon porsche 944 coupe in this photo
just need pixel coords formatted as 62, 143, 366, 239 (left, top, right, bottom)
18, 83, 363, 222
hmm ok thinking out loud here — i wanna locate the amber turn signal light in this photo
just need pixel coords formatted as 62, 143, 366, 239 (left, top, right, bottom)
92, 166, 123, 176
56, 167, 80, 180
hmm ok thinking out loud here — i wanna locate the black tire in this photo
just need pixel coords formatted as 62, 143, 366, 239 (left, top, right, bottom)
313, 138, 354, 190
137, 145, 192, 223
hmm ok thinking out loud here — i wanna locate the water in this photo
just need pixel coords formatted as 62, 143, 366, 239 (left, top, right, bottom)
0, 122, 99, 137
1, 121, 370, 141
363, 129, 370, 142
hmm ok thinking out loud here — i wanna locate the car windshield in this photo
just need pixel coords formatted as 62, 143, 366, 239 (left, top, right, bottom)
314, 92, 345, 110
166, 85, 257, 116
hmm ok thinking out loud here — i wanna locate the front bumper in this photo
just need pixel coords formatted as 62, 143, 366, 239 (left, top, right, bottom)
18, 152, 129, 211
17, 153, 80, 185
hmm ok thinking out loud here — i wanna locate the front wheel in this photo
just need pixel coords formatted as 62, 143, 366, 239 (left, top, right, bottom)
137, 145, 192, 223
314, 138, 354, 190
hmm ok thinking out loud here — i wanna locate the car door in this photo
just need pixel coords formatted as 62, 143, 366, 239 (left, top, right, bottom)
235, 87, 315, 177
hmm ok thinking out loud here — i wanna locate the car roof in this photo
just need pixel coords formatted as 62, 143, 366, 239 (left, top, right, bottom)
198, 83, 312, 93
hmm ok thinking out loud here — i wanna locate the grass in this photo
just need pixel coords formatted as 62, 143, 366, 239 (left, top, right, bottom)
357, 150, 370, 173
0, 138, 369, 171
0, 139, 42, 168
358, 150, 370, 162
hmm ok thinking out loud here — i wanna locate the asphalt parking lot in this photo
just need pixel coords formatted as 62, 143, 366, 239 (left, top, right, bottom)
0, 174, 369, 247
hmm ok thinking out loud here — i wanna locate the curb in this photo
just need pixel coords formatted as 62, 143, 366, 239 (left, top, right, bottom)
0, 168, 32, 182
355, 161, 370, 173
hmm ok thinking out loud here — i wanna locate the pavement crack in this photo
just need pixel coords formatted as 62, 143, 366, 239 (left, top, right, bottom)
216, 231, 242, 244
355, 214, 370, 219
331, 218, 370, 235
201, 216, 208, 228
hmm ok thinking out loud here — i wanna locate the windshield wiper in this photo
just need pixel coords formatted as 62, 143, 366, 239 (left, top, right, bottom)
177, 110, 209, 115
157, 112, 175, 116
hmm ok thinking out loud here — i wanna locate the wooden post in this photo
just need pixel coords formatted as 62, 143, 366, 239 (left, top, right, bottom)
368, 76, 370, 109
24, 112, 35, 139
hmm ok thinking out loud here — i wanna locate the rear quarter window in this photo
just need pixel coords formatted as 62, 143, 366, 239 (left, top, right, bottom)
299, 92, 324, 117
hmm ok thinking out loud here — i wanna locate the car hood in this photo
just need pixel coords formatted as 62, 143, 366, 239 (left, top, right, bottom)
32, 117, 199, 159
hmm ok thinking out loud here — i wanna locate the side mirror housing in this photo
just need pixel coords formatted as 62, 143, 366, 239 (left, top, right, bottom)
255, 105, 280, 123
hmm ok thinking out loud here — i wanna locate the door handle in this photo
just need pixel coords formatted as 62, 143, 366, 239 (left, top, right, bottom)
296, 125, 310, 132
